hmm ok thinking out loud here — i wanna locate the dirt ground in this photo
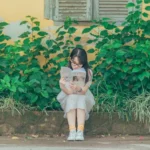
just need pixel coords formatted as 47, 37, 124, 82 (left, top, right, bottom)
0, 134, 150, 148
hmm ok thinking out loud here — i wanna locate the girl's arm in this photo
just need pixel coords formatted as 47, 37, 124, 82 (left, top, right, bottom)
59, 78, 73, 95
80, 69, 93, 94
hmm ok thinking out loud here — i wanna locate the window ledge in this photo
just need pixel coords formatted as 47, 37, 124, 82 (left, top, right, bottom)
54, 21, 95, 26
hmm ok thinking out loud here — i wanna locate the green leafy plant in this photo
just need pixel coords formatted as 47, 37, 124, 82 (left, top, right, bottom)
82, 0, 150, 122
0, 97, 35, 115
0, 0, 150, 125
0, 16, 80, 110
83, 0, 150, 96
126, 91, 150, 124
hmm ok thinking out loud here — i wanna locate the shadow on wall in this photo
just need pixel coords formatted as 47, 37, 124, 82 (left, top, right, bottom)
3, 21, 30, 41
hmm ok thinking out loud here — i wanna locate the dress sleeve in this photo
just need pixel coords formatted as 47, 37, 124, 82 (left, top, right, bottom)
85, 69, 93, 87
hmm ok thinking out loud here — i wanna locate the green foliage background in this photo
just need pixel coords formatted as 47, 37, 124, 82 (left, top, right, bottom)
0, 0, 150, 122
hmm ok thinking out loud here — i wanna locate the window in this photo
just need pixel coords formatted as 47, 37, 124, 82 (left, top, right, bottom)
44, 0, 135, 25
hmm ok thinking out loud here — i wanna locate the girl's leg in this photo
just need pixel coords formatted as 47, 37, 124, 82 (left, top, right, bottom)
67, 109, 76, 131
67, 109, 76, 141
76, 108, 85, 140
77, 108, 85, 131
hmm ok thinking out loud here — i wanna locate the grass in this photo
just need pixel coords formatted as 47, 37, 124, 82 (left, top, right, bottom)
94, 89, 150, 126
126, 92, 150, 124
1, 91, 150, 126
0, 97, 35, 116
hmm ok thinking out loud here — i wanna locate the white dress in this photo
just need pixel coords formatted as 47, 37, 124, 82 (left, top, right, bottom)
57, 68, 95, 120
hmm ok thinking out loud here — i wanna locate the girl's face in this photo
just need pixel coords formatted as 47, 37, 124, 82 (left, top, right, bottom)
70, 57, 83, 70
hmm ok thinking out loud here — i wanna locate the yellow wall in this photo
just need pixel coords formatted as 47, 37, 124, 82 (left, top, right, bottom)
0, 0, 53, 27
142, 2, 150, 20
0, 0, 149, 65
0, 0, 149, 27
0, 0, 54, 66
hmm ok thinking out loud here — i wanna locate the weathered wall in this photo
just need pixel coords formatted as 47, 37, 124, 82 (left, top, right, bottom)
0, 0, 149, 62
0, 0, 53, 27
0, 111, 149, 136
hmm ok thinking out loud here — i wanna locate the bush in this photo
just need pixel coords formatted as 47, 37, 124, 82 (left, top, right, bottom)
0, 17, 82, 110
0, 0, 150, 124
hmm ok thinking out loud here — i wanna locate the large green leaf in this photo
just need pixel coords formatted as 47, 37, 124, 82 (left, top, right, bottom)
41, 90, 49, 98
28, 79, 40, 86
142, 12, 149, 18
0, 43, 6, 49
136, 0, 142, 4
58, 31, 66, 36
87, 40, 94, 44
20, 21, 28, 25
112, 42, 122, 49
74, 36, 81, 42
146, 61, 150, 67
145, 6, 150, 11
58, 42, 64, 46
18, 87, 26, 93
30, 94, 38, 103
126, 2, 135, 8
56, 25, 63, 33
106, 57, 113, 64
34, 21, 40, 26
76, 44, 83, 48
99, 48, 107, 57
0, 22, 9, 27
9, 86, 16, 92
19, 31, 31, 38
32, 27, 40, 31
63, 50, 69, 57
0, 57, 7, 67
56, 36, 64, 41
4, 75, 10, 83
116, 50, 126, 57
82, 28, 92, 34
0, 35, 11, 42
138, 72, 150, 81
100, 30, 108, 36
122, 65, 129, 72
31, 17, 37, 22
46, 40, 53, 47
144, 0, 150, 4
38, 31, 48, 36
132, 67, 141, 73
68, 27, 77, 34
87, 48, 95, 53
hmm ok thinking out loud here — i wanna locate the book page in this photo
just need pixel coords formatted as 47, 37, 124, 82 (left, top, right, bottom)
60, 67, 72, 82
60, 67, 86, 92
72, 71, 86, 87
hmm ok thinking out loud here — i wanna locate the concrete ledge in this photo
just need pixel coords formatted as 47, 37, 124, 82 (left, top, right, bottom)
0, 111, 149, 136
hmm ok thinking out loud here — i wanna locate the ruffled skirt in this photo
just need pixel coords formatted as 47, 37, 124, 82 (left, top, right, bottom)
57, 90, 95, 120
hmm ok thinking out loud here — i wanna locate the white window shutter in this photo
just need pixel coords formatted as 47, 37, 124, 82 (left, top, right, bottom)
44, 0, 56, 20
93, 0, 131, 24
54, 0, 92, 21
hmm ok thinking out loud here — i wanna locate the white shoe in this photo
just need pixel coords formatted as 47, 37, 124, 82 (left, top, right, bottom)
67, 130, 76, 141
75, 130, 84, 141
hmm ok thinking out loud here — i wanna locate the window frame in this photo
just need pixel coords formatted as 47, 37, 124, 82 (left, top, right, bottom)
44, 0, 140, 26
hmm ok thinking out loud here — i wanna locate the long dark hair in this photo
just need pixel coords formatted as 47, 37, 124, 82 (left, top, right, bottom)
68, 48, 90, 83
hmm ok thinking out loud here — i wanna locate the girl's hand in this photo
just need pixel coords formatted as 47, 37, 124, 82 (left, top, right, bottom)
69, 82, 81, 92
68, 89, 73, 95
69, 82, 77, 90
59, 78, 66, 85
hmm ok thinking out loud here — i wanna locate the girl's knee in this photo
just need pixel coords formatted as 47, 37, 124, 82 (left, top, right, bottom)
77, 108, 85, 112
67, 108, 76, 113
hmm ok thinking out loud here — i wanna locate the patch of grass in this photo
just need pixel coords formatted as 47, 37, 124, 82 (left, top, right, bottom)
126, 92, 150, 124
0, 97, 35, 116
93, 92, 132, 121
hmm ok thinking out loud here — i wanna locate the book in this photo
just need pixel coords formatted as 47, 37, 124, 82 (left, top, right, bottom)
60, 67, 86, 87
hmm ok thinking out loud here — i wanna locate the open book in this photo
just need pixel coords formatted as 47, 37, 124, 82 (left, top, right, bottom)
60, 67, 86, 87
